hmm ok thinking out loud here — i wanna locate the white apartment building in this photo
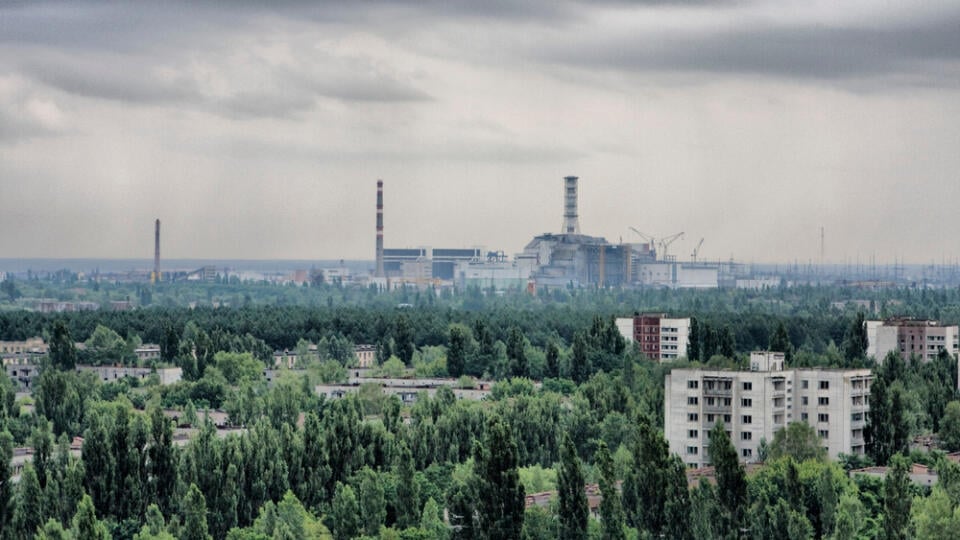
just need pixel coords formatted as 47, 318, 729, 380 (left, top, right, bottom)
665, 351, 872, 468
616, 314, 691, 361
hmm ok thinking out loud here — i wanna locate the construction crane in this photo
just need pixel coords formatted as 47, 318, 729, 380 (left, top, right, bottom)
628, 227, 654, 245
658, 232, 685, 262
691, 237, 705, 263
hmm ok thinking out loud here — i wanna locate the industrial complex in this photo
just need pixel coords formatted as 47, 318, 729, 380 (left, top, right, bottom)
372, 175, 738, 291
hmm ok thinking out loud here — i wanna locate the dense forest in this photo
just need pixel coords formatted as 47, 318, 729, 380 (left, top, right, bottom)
2, 282, 960, 538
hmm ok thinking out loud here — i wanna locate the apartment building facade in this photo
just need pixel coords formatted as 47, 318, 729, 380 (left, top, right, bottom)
866, 318, 960, 363
616, 313, 690, 361
664, 351, 872, 468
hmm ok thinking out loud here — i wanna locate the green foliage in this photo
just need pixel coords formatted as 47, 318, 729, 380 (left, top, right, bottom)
213, 351, 265, 385
474, 416, 525, 540
709, 422, 747, 536
72, 493, 111, 540
882, 455, 913, 540
939, 401, 960, 452
329, 482, 360, 540
558, 433, 588, 540
182, 483, 213, 540
768, 421, 828, 462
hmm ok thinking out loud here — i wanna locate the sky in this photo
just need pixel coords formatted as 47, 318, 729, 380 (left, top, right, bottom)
1, 0, 959, 264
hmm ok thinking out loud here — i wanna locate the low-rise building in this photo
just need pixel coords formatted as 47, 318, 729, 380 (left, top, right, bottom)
664, 351, 872, 468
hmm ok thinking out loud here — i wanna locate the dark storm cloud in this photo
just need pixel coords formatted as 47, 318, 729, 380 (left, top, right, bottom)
539, 8, 960, 85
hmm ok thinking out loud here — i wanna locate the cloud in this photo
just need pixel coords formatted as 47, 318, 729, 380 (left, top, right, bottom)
0, 77, 66, 143
534, 2, 960, 87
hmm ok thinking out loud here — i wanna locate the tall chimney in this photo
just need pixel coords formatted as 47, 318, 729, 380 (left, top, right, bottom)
153, 219, 161, 284
375, 180, 385, 277
563, 176, 580, 234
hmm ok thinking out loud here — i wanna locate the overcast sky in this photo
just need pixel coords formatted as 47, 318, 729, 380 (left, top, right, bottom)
2, 0, 959, 264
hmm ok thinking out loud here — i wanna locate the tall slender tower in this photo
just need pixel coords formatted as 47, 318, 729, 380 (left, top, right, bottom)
563, 176, 580, 234
375, 180, 385, 277
153, 219, 161, 284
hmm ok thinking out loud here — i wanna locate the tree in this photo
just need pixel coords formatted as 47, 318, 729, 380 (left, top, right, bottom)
358, 467, 386, 536
394, 314, 416, 365
767, 421, 827, 462
687, 317, 701, 362
421, 497, 449, 540
545, 342, 560, 379
769, 321, 793, 364
830, 492, 867, 540
71, 494, 111, 540
506, 327, 527, 378
49, 320, 77, 371
13, 464, 43, 539
867, 376, 894, 465
939, 401, 960, 452
882, 455, 912, 540
394, 441, 421, 529
474, 416, 525, 540
330, 482, 360, 540
910, 486, 960, 540
596, 441, 625, 540
570, 333, 591, 384
0, 430, 14, 534
708, 422, 746, 536
448, 325, 468, 378
842, 312, 868, 363
182, 483, 212, 540
557, 433, 588, 540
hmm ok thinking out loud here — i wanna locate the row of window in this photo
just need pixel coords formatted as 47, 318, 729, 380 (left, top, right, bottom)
685, 379, 833, 391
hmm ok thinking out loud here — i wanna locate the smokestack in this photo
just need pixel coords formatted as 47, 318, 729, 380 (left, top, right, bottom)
375, 180, 385, 277
563, 176, 580, 234
153, 219, 161, 284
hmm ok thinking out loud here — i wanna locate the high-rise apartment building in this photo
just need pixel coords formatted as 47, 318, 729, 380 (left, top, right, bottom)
664, 352, 872, 468
616, 313, 690, 360
866, 318, 959, 363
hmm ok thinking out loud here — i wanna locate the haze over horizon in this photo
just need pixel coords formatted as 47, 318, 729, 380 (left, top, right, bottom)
2, 1, 959, 264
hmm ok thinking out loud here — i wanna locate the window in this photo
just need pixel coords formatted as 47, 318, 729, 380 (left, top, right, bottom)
688, 380, 699, 389
819, 380, 830, 390
802, 380, 809, 389
688, 396, 699, 405
723, 414, 732, 423
801, 413, 808, 421
818, 413, 829, 423
741, 432, 752, 441
801, 397, 808, 406
688, 429, 699, 438
818, 430, 829, 439
723, 398, 732, 407
741, 398, 753, 407
773, 397, 785, 407
687, 446, 699, 455
818, 397, 830, 406
688, 413, 699, 422
742, 415, 753, 424
707, 414, 715, 422
742, 448, 753, 458
742, 382, 753, 391
706, 397, 715, 406
851, 412, 863, 422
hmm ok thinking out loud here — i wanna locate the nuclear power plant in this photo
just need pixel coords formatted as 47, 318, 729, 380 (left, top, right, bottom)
374, 176, 737, 290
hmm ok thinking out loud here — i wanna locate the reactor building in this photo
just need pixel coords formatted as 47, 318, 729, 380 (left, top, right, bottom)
514, 176, 656, 288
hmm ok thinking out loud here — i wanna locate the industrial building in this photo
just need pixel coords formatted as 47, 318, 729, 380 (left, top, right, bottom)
616, 313, 691, 360
370, 175, 731, 290
664, 352, 872, 467
866, 318, 960, 366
